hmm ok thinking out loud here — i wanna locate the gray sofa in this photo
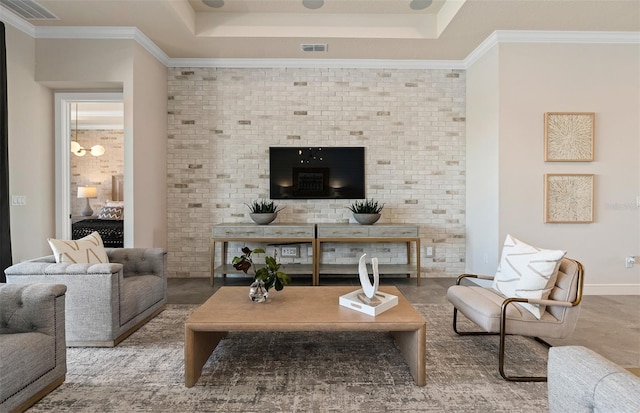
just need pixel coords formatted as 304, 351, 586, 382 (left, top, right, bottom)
5, 248, 166, 347
548, 346, 640, 413
0, 283, 67, 413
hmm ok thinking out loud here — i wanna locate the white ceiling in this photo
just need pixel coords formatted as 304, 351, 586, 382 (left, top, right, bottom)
4, 0, 639, 61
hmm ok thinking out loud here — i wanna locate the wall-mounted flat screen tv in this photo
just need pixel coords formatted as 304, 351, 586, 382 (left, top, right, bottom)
269, 147, 365, 199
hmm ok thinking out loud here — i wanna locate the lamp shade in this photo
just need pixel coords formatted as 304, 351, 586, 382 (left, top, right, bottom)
77, 186, 98, 199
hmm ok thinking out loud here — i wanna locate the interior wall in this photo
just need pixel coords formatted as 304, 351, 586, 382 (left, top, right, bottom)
6, 25, 54, 262
167, 67, 467, 279
130, 43, 168, 249
492, 42, 638, 294
6, 36, 167, 260
465, 46, 500, 275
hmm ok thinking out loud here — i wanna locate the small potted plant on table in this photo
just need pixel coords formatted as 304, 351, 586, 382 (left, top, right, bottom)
348, 199, 384, 225
246, 200, 283, 225
232, 247, 291, 302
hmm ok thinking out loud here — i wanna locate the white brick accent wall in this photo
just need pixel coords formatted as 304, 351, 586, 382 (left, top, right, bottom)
71, 129, 124, 215
167, 67, 466, 279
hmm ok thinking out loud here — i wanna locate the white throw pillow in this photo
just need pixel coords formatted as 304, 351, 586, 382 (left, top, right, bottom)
492, 234, 566, 319
48, 231, 109, 264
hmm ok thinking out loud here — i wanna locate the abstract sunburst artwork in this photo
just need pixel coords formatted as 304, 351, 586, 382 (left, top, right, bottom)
544, 112, 595, 161
544, 174, 594, 223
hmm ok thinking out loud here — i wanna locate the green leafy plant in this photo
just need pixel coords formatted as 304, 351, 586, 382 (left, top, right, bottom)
347, 198, 385, 214
245, 200, 283, 214
232, 247, 291, 291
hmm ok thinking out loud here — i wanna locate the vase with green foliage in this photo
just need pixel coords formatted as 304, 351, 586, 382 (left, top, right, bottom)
232, 247, 291, 302
246, 200, 283, 225
347, 199, 384, 225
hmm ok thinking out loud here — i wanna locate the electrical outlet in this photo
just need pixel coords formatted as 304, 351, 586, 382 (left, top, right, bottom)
626, 256, 636, 268
281, 246, 299, 257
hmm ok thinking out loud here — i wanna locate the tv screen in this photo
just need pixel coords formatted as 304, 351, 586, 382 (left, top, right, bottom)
269, 147, 365, 199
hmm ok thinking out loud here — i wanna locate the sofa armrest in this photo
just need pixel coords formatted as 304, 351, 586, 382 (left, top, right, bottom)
107, 248, 166, 278
0, 283, 67, 336
548, 346, 640, 413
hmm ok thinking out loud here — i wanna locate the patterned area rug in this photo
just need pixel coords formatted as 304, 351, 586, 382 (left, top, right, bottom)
30, 304, 549, 412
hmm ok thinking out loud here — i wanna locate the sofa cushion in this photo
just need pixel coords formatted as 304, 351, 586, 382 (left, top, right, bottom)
0, 332, 56, 405
48, 231, 109, 264
492, 234, 565, 319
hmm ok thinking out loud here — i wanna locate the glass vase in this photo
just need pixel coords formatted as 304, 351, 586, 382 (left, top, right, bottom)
249, 279, 269, 303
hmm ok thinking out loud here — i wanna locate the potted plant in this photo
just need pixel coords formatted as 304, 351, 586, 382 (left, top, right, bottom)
246, 200, 283, 225
232, 247, 291, 302
347, 198, 384, 225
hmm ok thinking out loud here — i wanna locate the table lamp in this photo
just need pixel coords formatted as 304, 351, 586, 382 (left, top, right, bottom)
78, 186, 98, 216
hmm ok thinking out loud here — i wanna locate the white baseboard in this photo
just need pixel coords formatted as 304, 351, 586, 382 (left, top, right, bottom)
583, 284, 640, 295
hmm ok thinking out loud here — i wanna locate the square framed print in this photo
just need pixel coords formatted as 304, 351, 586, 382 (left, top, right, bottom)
544, 174, 594, 223
544, 112, 595, 162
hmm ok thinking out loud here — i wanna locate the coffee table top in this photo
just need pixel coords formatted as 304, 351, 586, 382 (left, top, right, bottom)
186, 286, 425, 332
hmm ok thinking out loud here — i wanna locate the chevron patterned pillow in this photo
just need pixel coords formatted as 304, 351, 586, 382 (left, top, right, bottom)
48, 231, 109, 264
97, 205, 124, 220
492, 234, 566, 319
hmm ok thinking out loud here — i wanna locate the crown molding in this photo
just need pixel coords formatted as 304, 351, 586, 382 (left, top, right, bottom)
463, 30, 640, 69
1, 10, 638, 70
168, 58, 465, 70
34, 26, 170, 66
0, 5, 36, 37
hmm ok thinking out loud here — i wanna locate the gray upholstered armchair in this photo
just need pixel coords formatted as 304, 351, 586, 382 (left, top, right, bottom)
446, 257, 584, 381
0, 283, 67, 413
4, 248, 166, 347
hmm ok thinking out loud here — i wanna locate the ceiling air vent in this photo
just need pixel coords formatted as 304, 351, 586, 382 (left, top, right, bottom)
1, 0, 58, 20
301, 44, 328, 53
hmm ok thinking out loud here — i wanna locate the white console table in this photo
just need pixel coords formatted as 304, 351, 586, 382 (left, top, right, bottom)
210, 224, 316, 286
315, 224, 421, 286
211, 223, 421, 286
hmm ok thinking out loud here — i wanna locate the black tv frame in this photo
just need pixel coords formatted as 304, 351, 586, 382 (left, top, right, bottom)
269, 147, 365, 200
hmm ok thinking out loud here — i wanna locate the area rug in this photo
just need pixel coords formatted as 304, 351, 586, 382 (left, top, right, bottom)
29, 304, 549, 412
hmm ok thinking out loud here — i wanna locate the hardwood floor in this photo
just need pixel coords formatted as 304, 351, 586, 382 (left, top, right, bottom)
167, 276, 640, 369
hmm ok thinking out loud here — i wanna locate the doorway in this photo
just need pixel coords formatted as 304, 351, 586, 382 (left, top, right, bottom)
55, 92, 124, 239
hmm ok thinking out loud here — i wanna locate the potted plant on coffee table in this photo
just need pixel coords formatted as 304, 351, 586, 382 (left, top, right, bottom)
232, 247, 291, 302
246, 200, 283, 225
347, 198, 384, 225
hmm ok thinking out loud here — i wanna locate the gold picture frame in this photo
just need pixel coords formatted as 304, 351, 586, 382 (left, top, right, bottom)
544, 174, 594, 223
544, 112, 595, 162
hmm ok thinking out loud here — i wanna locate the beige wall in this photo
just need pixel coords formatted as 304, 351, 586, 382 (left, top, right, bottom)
465, 46, 500, 276
467, 42, 640, 294
129, 43, 168, 248
7, 34, 168, 262
6, 26, 55, 262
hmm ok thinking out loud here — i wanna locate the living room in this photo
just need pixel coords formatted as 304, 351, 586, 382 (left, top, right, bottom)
1, 0, 639, 411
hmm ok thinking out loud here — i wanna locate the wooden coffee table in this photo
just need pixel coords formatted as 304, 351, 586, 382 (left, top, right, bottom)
184, 286, 426, 387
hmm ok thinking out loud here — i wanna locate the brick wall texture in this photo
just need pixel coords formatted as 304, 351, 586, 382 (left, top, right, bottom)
167, 67, 466, 279
71, 129, 124, 216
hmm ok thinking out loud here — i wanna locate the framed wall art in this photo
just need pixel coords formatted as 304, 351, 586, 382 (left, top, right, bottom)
544, 112, 595, 162
544, 174, 594, 223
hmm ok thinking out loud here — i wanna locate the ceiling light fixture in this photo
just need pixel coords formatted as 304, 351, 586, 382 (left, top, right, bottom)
409, 0, 432, 10
302, 0, 324, 10
70, 103, 105, 157
202, 0, 224, 8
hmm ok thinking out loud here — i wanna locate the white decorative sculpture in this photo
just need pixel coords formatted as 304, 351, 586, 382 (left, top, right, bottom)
358, 254, 381, 305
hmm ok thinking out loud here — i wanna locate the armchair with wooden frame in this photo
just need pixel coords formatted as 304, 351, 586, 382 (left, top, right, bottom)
446, 257, 584, 382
